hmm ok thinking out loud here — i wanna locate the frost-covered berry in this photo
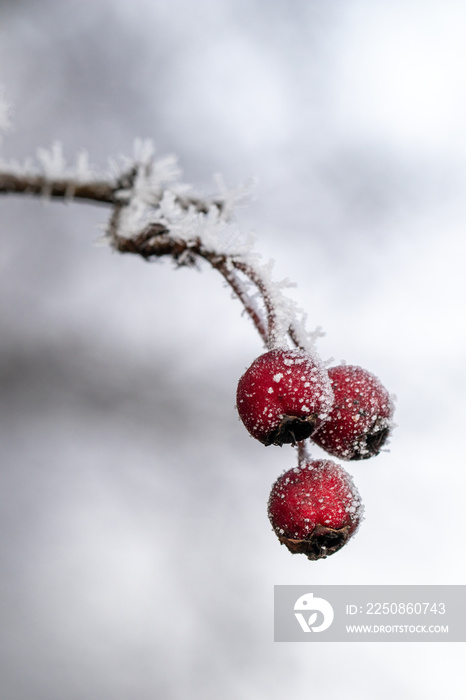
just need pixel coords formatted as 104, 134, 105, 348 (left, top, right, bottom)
311, 365, 394, 460
268, 460, 362, 560
236, 348, 334, 446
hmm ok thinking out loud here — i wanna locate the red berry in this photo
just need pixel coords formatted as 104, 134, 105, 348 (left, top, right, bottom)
236, 348, 334, 446
268, 460, 362, 560
311, 364, 394, 460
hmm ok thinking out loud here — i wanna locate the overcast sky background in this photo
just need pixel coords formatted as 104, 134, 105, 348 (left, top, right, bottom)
1, 1, 465, 698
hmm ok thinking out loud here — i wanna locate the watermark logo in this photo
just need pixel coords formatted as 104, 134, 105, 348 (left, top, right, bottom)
274, 585, 465, 642
294, 592, 334, 633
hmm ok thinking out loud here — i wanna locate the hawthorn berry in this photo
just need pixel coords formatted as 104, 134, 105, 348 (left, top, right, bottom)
311, 364, 394, 460
268, 459, 362, 560
236, 348, 334, 446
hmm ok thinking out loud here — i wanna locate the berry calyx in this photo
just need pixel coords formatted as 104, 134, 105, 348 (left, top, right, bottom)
236, 348, 334, 446
311, 364, 394, 460
267, 459, 363, 560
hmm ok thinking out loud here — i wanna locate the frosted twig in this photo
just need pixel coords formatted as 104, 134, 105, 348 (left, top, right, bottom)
0, 144, 319, 353
0, 170, 225, 212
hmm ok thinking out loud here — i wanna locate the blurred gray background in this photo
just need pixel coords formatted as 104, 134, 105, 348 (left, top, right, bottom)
1, 0, 465, 698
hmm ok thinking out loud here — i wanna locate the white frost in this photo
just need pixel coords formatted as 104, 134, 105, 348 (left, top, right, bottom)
37, 142, 67, 180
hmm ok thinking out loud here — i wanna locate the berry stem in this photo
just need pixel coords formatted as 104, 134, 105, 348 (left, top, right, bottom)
232, 260, 280, 350
297, 440, 310, 467
199, 250, 269, 345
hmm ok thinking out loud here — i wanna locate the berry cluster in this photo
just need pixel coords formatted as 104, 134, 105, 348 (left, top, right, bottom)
236, 347, 394, 561
0, 134, 393, 564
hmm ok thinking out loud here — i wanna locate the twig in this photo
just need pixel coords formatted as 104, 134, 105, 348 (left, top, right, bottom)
0, 170, 225, 212
0, 162, 312, 352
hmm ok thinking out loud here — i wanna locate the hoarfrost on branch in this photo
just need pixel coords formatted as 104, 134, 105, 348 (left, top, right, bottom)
0, 135, 323, 354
